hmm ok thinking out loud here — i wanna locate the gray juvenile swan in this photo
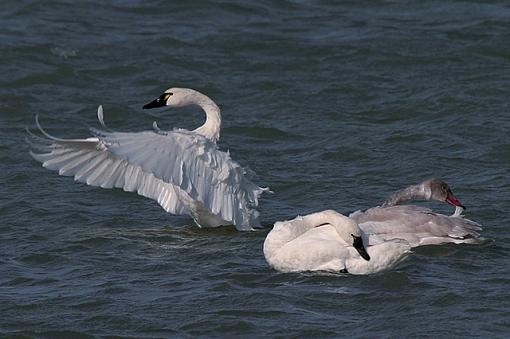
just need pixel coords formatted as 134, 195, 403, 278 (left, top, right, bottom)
350, 179, 482, 247
380, 178, 465, 209
27, 87, 269, 230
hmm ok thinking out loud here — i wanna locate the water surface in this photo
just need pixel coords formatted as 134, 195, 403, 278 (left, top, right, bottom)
1, 0, 510, 337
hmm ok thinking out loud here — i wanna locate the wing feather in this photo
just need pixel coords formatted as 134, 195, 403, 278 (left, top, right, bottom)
27, 118, 267, 229
352, 205, 482, 247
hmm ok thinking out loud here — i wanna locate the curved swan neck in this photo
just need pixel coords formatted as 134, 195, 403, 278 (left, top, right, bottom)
279, 210, 357, 241
192, 92, 221, 142
381, 183, 430, 207
264, 210, 354, 256
312, 210, 352, 229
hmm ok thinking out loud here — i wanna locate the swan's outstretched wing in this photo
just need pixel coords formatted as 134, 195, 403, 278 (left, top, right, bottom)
350, 205, 482, 247
27, 116, 266, 230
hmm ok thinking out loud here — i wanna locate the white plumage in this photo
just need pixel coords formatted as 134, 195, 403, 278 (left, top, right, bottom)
263, 210, 411, 275
27, 88, 268, 230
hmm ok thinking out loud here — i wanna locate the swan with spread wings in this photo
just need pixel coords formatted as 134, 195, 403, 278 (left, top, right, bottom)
27, 87, 269, 230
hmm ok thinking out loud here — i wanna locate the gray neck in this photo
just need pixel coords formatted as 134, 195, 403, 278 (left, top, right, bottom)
381, 183, 431, 207
193, 93, 221, 142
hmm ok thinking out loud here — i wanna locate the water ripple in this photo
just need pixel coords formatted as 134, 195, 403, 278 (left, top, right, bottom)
1, 0, 509, 337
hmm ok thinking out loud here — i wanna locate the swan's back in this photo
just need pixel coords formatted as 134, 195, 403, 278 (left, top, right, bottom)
351, 205, 482, 247
264, 223, 350, 272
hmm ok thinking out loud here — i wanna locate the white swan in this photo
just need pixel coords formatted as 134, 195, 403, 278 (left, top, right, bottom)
350, 179, 483, 247
263, 210, 411, 275
27, 87, 269, 230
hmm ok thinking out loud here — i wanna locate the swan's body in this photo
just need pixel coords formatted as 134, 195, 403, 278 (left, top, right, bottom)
350, 179, 482, 247
27, 88, 268, 230
264, 210, 411, 275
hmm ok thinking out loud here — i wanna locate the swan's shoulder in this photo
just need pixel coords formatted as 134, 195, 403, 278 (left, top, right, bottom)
353, 205, 433, 223
171, 128, 214, 145
348, 209, 364, 219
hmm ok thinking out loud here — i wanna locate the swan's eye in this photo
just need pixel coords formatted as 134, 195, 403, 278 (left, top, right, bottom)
442, 185, 447, 191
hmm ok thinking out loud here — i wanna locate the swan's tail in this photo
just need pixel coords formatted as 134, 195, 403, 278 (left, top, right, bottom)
448, 217, 482, 240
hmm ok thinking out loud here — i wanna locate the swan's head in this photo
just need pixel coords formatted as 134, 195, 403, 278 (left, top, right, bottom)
351, 233, 371, 261
325, 210, 371, 261
425, 178, 465, 209
143, 88, 200, 109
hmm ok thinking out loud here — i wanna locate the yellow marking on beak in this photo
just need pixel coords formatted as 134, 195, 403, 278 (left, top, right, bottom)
164, 93, 172, 101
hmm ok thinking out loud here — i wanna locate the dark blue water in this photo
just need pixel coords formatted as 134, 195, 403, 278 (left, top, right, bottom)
1, 0, 510, 337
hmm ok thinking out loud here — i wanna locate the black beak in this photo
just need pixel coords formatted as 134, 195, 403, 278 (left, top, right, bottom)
143, 94, 167, 109
352, 235, 370, 261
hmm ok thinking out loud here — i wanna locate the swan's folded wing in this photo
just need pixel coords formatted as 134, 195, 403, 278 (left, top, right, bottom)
27, 120, 266, 229
353, 206, 482, 245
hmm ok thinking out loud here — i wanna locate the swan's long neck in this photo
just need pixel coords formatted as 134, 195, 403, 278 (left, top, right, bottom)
381, 183, 430, 207
192, 93, 221, 142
